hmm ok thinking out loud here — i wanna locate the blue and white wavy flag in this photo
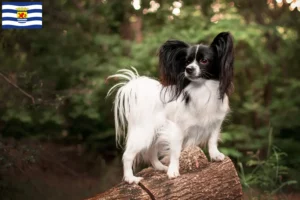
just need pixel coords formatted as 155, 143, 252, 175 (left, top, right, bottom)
2, 2, 42, 29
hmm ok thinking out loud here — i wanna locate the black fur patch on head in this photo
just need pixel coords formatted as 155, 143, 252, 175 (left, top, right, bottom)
186, 44, 216, 79
210, 32, 234, 100
158, 40, 190, 102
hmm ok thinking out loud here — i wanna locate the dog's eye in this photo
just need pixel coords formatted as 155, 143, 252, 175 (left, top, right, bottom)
200, 59, 208, 64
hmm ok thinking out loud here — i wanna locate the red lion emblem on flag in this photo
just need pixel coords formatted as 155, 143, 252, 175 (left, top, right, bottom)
17, 12, 27, 18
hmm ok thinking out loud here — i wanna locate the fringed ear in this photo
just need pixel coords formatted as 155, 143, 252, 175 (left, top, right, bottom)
210, 32, 234, 100
159, 40, 189, 86
158, 40, 189, 101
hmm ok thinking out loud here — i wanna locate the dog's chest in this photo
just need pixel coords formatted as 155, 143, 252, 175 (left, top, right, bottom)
190, 85, 228, 118
165, 81, 229, 129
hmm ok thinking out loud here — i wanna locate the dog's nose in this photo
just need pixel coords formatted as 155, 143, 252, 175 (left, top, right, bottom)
186, 66, 195, 74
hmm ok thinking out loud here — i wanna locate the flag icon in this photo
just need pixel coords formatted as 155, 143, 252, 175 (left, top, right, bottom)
2, 2, 42, 29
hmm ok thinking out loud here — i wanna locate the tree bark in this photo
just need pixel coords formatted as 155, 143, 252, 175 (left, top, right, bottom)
86, 147, 243, 200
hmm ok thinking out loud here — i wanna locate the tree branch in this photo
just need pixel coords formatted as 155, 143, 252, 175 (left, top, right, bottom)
0, 72, 35, 104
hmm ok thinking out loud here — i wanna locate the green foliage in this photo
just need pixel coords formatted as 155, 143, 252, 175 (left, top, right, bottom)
238, 128, 297, 197
239, 146, 297, 192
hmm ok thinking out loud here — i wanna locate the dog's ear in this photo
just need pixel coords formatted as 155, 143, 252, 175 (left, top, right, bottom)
158, 40, 189, 86
210, 32, 234, 100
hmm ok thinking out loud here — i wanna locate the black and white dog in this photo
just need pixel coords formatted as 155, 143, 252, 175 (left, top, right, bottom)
107, 32, 234, 184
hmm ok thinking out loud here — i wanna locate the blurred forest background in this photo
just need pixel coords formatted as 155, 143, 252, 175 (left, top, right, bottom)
0, 0, 300, 199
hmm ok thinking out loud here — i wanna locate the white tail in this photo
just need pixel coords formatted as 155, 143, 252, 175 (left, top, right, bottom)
106, 67, 140, 147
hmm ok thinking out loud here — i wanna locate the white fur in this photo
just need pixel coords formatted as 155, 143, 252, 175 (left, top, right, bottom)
107, 67, 230, 184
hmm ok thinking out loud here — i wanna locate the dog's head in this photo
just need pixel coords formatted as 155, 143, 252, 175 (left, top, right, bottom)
159, 32, 234, 101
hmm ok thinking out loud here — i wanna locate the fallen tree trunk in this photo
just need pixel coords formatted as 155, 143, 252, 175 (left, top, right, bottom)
86, 147, 242, 200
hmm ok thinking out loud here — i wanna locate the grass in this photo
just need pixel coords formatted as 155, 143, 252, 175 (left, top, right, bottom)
238, 128, 298, 199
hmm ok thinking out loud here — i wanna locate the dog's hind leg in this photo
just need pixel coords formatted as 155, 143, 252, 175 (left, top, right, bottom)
149, 145, 168, 172
122, 126, 154, 184
166, 121, 183, 179
122, 149, 143, 184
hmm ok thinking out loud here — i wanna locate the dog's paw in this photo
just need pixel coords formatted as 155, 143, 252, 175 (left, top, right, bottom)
160, 156, 170, 165
167, 165, 180, 179
210, 150, 225, 162
161, 165, 169, 172
152, 162, 168, 172
154, 164, 168, 172
124, 176, 143, 184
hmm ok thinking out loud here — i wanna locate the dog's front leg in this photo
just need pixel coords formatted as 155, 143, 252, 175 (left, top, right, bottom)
166, 121, 183, 179
208, 124, 225, 162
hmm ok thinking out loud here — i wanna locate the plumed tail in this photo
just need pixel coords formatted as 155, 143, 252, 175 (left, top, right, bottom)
106, 67, 140, 97
106, 67, 140, 147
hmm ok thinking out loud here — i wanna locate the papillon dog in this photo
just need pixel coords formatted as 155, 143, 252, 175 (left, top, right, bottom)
107, 32, 234, 184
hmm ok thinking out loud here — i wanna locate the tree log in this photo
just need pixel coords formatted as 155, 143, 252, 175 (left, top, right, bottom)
86, 147, 242, 200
